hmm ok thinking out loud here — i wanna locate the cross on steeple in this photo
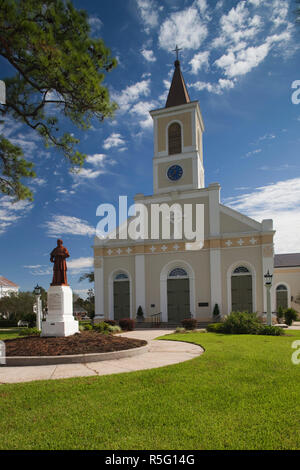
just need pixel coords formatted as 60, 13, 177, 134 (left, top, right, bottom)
173, 45, 182, 61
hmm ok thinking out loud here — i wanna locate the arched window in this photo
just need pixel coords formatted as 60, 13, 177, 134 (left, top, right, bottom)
233, 266, 250, 274
276, 284, 287, 291
168, 268, 188, 278
168, 122, 182, 155
114, 272, 129, 281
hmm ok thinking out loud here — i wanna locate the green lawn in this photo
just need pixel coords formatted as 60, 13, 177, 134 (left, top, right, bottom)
0, 330, 299, 450
0, 328, 23, 340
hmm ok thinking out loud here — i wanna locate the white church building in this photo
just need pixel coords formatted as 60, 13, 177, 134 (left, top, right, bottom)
93, 58, 299, 325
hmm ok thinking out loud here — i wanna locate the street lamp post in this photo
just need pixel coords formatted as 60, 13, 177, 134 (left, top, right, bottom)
264, 270, 273, 326
34, 284, 42, 330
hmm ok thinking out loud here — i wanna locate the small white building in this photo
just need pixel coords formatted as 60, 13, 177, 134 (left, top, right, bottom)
0, 276, 19, 298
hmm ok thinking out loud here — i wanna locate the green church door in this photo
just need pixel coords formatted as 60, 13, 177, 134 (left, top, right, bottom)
276, 286, 288, 310
167, 278, 190, 324
231, 275, 253, 312
113, 281, 130, 321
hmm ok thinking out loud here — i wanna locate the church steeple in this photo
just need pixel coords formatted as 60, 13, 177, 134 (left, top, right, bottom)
150, 50, 205, 195
165, 54, 190, 108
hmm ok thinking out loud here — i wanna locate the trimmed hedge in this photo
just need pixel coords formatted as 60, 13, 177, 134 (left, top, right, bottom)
0, 320, 17, 327
206, 323, 224, 333
181, 318, 197, 330
119, 318, 135, 331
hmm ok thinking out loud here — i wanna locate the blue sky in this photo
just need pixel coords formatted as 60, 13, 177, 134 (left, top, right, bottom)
0, 0, 299, 296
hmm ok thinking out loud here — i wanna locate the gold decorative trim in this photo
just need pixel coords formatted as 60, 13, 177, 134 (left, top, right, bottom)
97, 235, 271, 257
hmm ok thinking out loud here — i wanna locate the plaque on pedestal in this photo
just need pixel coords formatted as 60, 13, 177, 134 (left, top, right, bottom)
41, 286, 79, 337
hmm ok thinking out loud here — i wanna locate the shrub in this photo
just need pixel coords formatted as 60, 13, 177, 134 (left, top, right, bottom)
222, 311, 262, 335
277, 305, 285, 323
108, 325, 122, 333
284, 308, 298, 326
0, 320, 17, 327
258, 325, 284, 336
103, 319, 116, 326
175, 327, 186, 334
213, 304, 220, 319
83, 323, 93, 331
206, 323, 225, 333
93, 322, 111, 334
119, 318, 135, 331
137, 306, 144, 317
181, 318, 197, 330
22, 313, 36, 328
19, 328, 41, 337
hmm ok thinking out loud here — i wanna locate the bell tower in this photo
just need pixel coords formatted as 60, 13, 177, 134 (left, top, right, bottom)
150, 54, 205, 195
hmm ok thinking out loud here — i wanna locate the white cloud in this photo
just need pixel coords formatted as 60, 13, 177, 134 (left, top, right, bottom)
244, 148, 262, 158
85, 153, 107, 166
111, 79, 151, 113
103, 133, 126, 150
213, 2, 262, 48
31, 178, 46, 186
25, 257, 94, 276
129, 100, 158, 129
224, 178, 300, 253
141, 49, 156, 62
189, 51, 210, 74
136, 0, 159, 33
88, 16, 102, 33
0, 196, 33, 235
159, 6, 208, 51
75, 168, 104, 179
215, 42, 269, 78
45, 215, 95, 238
67, 257, 94, 273
189, 78, 235, 94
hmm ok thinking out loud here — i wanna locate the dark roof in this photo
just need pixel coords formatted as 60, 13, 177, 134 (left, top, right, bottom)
0, 276, 19, 288
274, 253, 300, 268
165, 60, 191, 108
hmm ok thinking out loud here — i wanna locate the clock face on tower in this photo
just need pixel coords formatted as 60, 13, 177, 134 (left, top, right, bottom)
167, 165, 183, 181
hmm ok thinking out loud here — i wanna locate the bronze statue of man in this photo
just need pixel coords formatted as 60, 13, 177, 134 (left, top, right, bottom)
50, 239, 70, 286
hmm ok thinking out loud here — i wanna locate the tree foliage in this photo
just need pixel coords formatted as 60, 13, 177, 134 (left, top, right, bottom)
0, 287, 47, 320
74, 288, 94, 318
0, 0, 117, 200
79, 271, 94, 283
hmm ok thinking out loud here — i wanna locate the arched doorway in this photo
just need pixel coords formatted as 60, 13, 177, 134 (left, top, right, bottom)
276, 284, 288, 310
113, 272, 130, 321
167, 268, 190, 323
231, 266, 253, 312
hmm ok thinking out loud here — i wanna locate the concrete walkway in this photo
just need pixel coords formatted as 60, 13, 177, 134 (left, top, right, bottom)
0, 330, 204, 384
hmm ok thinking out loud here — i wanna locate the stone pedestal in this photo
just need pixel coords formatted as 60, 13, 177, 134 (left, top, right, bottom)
41, 286, 79, 337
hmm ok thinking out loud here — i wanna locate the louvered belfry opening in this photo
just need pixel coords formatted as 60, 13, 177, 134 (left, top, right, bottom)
168, 122, 182, 155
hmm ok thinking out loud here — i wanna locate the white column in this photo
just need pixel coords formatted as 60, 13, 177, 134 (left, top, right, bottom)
135, 254, 146, 316
208, 183, 221, 236
208, 183, 222, 315
261, 219, 275, 313
210, 249, 222, 315
94, 256, 104, 322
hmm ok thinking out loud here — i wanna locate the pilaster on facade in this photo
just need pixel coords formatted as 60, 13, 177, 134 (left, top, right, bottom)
94, 255, 104, 321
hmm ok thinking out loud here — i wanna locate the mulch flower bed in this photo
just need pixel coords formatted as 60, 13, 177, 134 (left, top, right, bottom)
4, 331, 147, 356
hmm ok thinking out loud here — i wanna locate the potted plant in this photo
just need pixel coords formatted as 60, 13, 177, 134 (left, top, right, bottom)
136, 306, 144, 322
